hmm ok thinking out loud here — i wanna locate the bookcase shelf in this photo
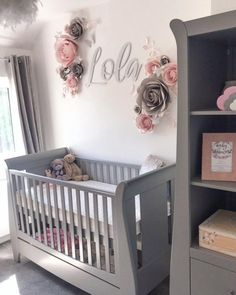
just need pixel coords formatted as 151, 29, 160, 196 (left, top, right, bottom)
191, 177, 236, 193
190, 241, 236, 274
170, 10, 236, 295
191, 110, 236, 116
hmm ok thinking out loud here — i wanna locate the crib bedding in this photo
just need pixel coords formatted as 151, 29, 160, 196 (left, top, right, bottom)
17, 180, 141, 237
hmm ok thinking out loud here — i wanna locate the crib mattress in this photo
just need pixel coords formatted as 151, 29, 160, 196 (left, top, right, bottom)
17, 180, 141, 237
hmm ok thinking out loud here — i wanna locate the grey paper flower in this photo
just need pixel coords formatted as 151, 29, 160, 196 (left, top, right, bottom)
67, 18, 84, 40
59, 66, 71, 81
70, 62, 84, 79
136, 75, 170, 115
160, 55, 170, 66
134, 105, 142, 114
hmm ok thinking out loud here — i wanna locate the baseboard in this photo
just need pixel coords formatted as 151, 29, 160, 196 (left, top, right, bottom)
0, 234, 10, 244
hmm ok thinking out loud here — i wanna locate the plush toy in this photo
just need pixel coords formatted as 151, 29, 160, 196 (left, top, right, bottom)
63, 153, 89, 181
45, 158, 68, 180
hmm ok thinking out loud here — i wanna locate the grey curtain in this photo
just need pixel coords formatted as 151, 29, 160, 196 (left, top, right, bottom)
8, 55, 44, 154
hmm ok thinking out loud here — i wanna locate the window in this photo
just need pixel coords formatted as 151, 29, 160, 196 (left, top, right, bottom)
0, 76, 24, 179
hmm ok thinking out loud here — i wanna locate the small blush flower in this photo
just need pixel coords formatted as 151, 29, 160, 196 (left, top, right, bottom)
145, 58, 161, 75
55, 37, 78, 67
162, 63, 177, 87
136, 113, 154, 133
66, 74, 80, 95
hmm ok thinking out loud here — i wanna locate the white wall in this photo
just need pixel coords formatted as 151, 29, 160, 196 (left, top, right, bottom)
211, 0, 236, 14
33, 0, 211, 165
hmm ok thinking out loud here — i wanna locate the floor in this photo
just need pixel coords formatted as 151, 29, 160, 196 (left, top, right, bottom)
0, 242, 169, 295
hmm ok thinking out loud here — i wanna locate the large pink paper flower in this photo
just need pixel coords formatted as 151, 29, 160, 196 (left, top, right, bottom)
162, 63, 177, 86
66, 74, 80, 95
55, 37, 78, 67
145, 58, 161, 75
136, 113, 154, 133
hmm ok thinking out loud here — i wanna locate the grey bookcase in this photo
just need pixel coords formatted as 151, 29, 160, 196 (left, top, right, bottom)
170, 10, 236, 295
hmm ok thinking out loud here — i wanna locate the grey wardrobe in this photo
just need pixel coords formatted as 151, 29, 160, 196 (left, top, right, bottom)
170, 10, 236, 295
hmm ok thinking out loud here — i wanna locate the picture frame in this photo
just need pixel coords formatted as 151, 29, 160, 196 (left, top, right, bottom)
202, 133, 236, 181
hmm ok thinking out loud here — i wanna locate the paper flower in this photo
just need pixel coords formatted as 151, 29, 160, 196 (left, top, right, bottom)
59, 66, 71, 81
145, 58, 161, 75
65, 17, 84, 40
134, 41, 177, 134
136, 113, 154, 133
162, 63, 177, 87
70, 62, 84, 79
55, 17, 88, 96
136, 75, 170, 115
66, 74, 80, 95
55, 37, 78, 67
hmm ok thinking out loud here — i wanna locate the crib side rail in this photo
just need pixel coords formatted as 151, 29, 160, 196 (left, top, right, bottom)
77, 157, 140, 185
113, 164, 176, 295
5, 147, 68, 175
8, 169, 119, 285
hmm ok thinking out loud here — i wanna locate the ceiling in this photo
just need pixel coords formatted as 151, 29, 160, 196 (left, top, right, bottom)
0, 0, 107, 49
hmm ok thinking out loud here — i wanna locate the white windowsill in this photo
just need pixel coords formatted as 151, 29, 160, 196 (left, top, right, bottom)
0, 234, 10, 244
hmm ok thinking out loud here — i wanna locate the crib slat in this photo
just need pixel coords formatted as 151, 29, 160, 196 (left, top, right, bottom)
53, 184, 61, 252
15, 175, 25, 232
103, 196, 110, 272
85, 162, 90, 178
112, 166, 117, 184
26, 178, 36, 238
96, 163, 103, 182
39, 182, 47, 245
84, 191, 92, 265
128, 167, 132, 180
10, 174, 20, 229
60, 186, 68, 256
46, 182, 54, 248
68, 188, 76, 259
120, 166, 125, 181
33, 179, 41, 241
101, 164, 105, 182
93, 162, 98, 180
93, 193, 101, 269
107, 164, 111, 184
21, 176, 30, 235
76, 189, 84, 262
95, 163, 100, 181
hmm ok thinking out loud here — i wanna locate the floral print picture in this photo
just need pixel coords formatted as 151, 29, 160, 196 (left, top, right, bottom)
134, 38, 177, 133
55, 18, 85, 96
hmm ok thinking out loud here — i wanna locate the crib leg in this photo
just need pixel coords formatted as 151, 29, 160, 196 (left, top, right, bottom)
8, 188, 21, 263
11, 237, 21, 263
12, 248, 21, 263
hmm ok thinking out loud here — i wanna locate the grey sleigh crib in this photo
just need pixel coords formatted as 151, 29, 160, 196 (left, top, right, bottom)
5, 147, 175, 295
